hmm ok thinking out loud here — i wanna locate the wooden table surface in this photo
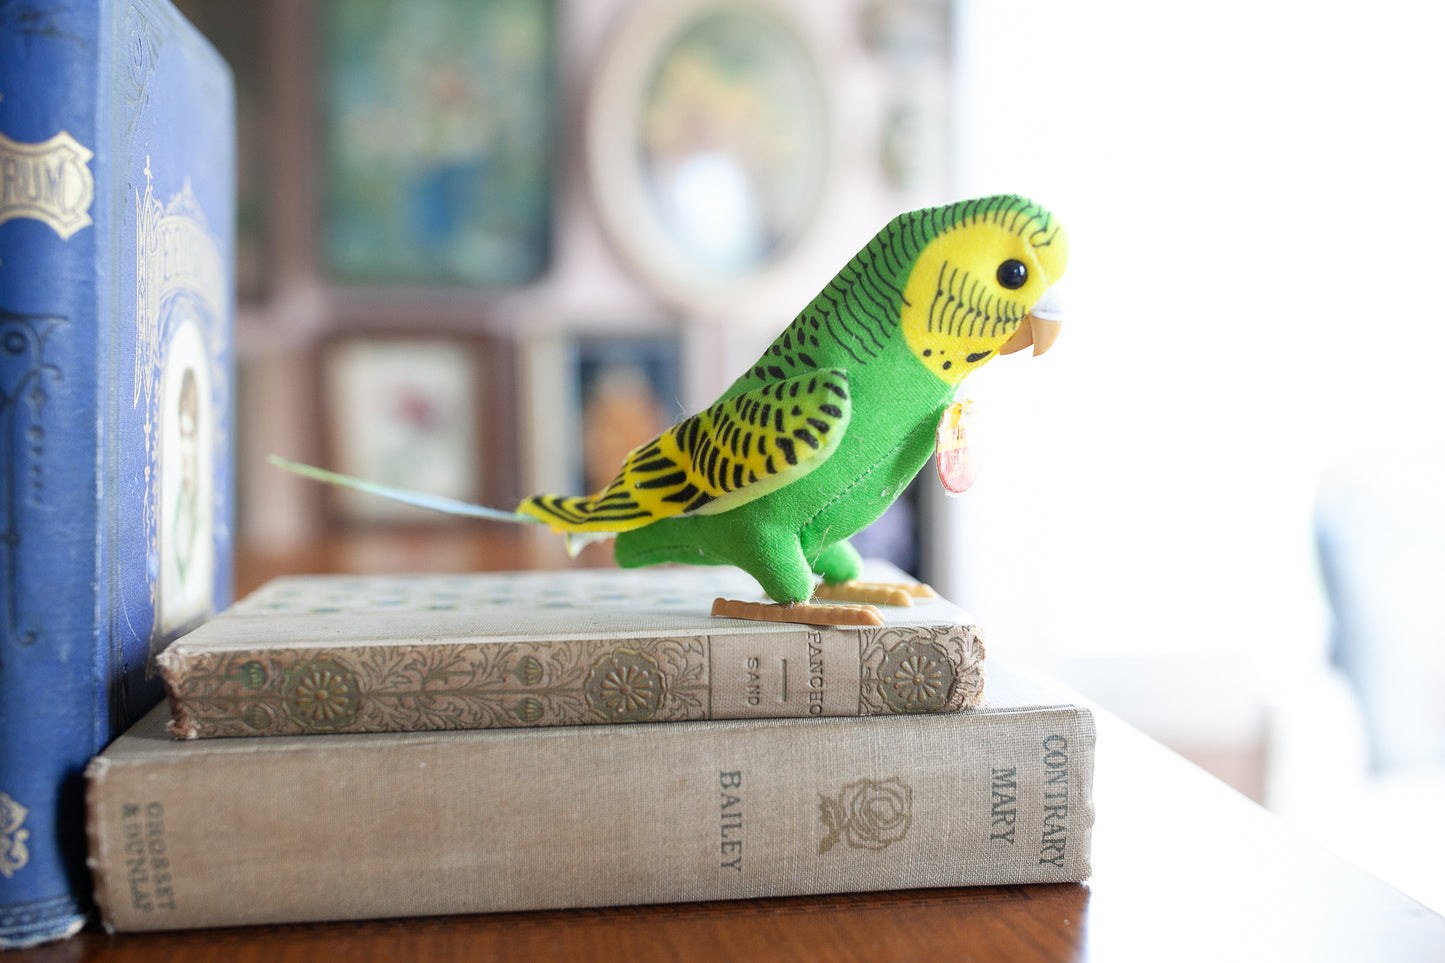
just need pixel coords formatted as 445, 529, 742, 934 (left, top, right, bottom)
12, 532, 1445, 961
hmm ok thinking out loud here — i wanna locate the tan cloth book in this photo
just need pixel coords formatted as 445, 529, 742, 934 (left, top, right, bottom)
158, 562, 985, 738
86, 665, 1093, 932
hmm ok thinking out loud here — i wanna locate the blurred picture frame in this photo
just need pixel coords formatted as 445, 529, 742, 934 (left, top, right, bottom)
319, 0, 556, 286
587, 0, 840, 313
522, 331, 682, 499
318, 334, 504, 526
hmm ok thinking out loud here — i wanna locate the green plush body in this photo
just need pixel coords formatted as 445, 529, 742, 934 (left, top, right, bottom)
532, 194, 1071, 604
614, 310, 950, 604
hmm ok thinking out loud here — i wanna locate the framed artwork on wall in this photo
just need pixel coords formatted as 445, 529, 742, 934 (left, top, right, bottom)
320, 0, 556, 286
318, 335, 500, 525
574, 335, 682, 496
522, 331, 682, 500
587, 0, 838, 313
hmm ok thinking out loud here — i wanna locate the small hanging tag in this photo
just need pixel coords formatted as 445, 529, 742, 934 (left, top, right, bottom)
935, 400, 979, 494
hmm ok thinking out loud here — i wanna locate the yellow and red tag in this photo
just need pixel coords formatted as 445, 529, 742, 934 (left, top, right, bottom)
935, 400, 979, 494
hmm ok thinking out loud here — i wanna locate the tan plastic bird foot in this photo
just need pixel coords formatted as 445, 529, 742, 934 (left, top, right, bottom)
711, 598, 885, 626
811, 580, 937, 607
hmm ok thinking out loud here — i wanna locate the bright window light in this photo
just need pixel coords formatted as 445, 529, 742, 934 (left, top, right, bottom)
940, 2, 1445, 676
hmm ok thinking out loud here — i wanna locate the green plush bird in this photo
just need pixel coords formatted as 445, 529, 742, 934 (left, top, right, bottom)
276, 194, 1068, 624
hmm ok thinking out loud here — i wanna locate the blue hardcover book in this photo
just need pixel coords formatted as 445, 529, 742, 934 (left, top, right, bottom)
0, 0, 234, 946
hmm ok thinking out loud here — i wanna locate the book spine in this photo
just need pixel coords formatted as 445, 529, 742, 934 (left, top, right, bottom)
0, 3, 107, 947
158, 621, 985, 738
86, 706, 1094, 932
0, 0, 234, 946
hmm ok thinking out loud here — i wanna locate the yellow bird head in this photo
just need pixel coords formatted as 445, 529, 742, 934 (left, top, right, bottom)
900, 196, 1069, 388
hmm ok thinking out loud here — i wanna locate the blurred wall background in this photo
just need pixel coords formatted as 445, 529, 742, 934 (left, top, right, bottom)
177, 0, 954, 554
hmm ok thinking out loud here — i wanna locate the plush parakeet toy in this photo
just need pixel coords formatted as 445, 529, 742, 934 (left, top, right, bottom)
276, 194, 1067, 625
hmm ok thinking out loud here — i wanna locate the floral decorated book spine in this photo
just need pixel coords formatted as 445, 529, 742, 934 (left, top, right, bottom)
86, 669, 1094, 932
158, 568, 986, 738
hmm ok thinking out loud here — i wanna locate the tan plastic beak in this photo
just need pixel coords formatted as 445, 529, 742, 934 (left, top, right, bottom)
999, 283, 1064, 356
999, 314, 1064, 357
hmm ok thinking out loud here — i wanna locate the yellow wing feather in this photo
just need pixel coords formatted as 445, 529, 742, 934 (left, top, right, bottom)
518, 370, 852, 534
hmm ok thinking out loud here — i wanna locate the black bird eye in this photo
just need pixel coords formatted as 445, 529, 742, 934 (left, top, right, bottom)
996, 259, 1028, 290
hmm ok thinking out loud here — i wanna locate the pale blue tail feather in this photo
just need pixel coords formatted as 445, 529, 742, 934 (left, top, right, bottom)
268, 455, 535, 524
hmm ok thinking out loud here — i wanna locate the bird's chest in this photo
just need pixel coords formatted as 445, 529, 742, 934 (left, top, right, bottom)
798, 394, 944, 543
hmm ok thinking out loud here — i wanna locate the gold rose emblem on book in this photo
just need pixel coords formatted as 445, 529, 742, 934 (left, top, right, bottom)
281, 657, 362, 731
0, 791, 30, 878
585, 649, 665, 722
817, 777, 913, 855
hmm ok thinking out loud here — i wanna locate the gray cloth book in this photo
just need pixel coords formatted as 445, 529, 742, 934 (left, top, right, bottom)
159, 562, 986, 738
87, 663, 1094, 932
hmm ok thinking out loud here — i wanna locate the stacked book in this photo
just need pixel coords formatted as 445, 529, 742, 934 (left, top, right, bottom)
84, 562, 1096, 932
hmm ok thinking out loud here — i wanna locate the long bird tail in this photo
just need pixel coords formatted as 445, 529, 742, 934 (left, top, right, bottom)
268, 455, 536, 524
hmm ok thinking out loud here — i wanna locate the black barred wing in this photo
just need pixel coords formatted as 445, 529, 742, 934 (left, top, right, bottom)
517, 370, 852, 533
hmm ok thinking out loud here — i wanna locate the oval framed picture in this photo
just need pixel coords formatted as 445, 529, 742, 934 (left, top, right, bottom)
588, 0, 838, 313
